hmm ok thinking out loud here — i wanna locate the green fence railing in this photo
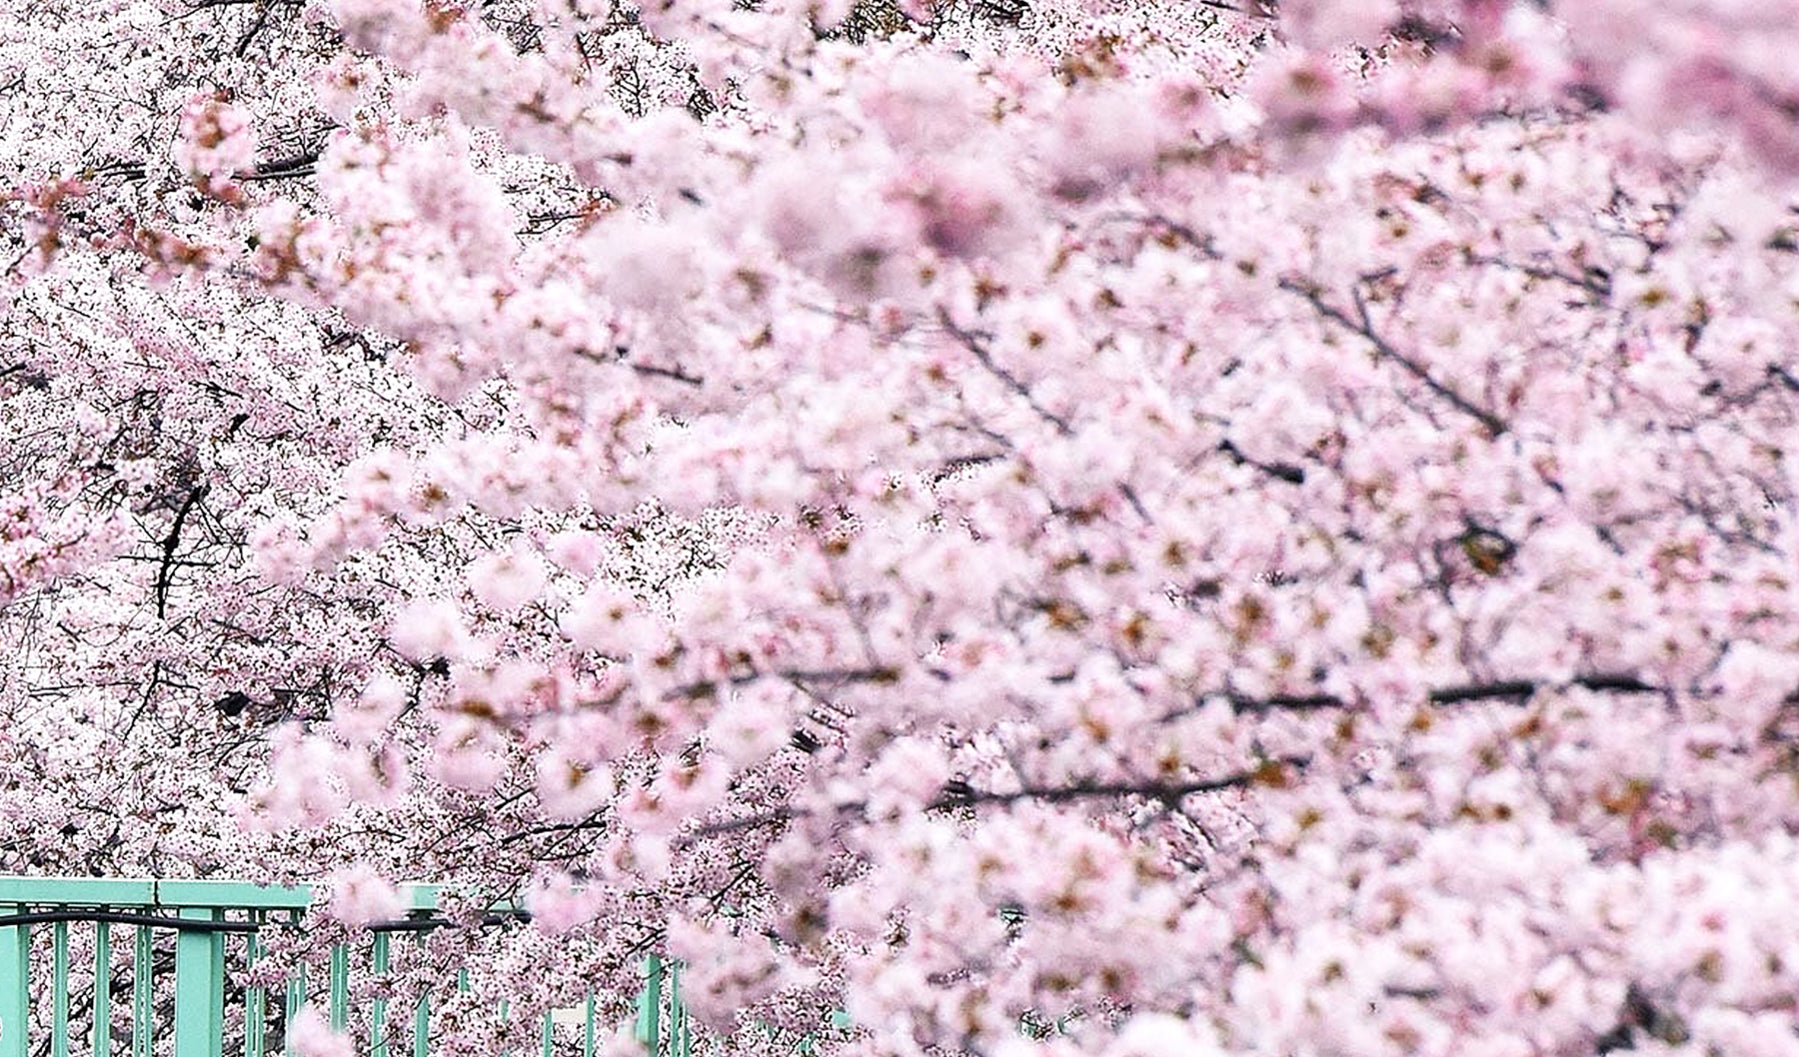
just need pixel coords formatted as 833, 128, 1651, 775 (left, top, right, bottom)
0, 878, 690, 1057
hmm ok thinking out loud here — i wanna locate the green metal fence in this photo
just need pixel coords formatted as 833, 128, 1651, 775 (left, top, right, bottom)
0, 878, 689, 1057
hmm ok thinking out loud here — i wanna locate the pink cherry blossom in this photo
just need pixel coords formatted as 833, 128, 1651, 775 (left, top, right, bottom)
9, 1, 1799, 1055
285, 1007, 355, 1057
325, 863, 406, 927
173, 93, 257, 201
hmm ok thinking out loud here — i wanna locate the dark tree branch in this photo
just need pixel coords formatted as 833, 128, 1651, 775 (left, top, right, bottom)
931, 760, 1306, 808
630, 362, 705, 387
234, 1, 273, 56
1220, 671, 1667, 716
1279, 277, 1509, 437
937, 307, 1075, 437
154, 484, 208, 619
667, 664, 904, 702
235, 150, 320, 183
1464, 251, 1612, 302
678, 757, 1308, 846
1217, 438, 1306, 484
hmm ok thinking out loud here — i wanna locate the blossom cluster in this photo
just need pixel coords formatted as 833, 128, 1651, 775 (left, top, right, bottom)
5, 1, 1799, 1056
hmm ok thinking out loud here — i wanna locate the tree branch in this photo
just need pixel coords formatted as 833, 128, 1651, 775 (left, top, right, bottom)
678, 757, 1307, 846
1279, 277, 1509, 437
1219, 671, 1667, 715
1217, 438, 1306, 484
154, 484, 209, 619
937, 307, 1075, 437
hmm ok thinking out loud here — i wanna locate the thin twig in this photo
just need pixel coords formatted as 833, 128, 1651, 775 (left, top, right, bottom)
678, 758, 1307, 846
1279, 277, 1509, 436
936, 307, 1074, 436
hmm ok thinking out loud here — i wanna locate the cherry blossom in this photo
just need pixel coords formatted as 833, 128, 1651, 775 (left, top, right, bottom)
8, 1, 1799, 1055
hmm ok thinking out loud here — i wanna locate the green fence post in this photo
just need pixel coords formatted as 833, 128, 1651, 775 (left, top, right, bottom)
667, 963, 686, 1057
245, 925, 265, 1057
0, 906, 28, 1057
174, 908, 225, 1057
636, 956, 662, 1057
93, 922, 112, 1057
286, 962, 305, 1031
132, 926, 152, 1057
53, 920, 71, 1057
371, 934, 389, 1057
329, 945, 350, 1032
412, 991, 429, 1057
412, 932, 430, 1057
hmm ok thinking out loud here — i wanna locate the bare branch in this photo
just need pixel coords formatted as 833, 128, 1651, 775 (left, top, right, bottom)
154, 484, 209, 620
1279, 277, 1510, 437
937, 307, 1075, 437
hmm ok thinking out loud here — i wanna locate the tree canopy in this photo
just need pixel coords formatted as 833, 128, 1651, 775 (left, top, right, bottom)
7, 1, 1799, 1054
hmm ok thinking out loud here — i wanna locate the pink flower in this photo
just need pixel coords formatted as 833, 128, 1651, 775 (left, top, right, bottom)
390, 597, 476, 661
589, 218, 704, 314
534, 745, 614, 820
428, 719, 507, 793
465, 547, 548, 612
559, 582, 648, 655
1039, 85, 1167, 201
895, 159, 1033, 261
1107, 1014, 1224, 1057
335, 673, 407, 745
285, 1007, 354, 1057
860, 53, 986, 153
173, 93, 256, 199
523, 873, 602, 935
1276, 0, 1398, 48
1708, 642, 1799, 728
864, 737, 951, 819
1248, 50, 1360, 138
325, 863, 405, 927
249, 730, 348, 829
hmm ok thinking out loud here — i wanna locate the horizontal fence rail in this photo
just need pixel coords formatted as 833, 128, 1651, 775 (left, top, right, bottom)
0, 878, 692, 1057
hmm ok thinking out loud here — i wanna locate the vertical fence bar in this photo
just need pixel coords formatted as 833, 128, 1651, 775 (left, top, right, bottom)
675, 963, 689, 1057
539, 1012, 553, 1057
52, 920, 71, 1057
93, 922, 112, 1057
285, 965, 304, 1027
582, 996, 595, 1057
412, 991, 430, 1057
666, 962, 680, 1057
636, 956, 662, 1055
0, 906, 28, 1057
285, 910, 305, 1028
132, 926, 152, 1057
329, 944, 350, 1032
245, 923, 265, 1057
412, 932, 430, 1057
174, 907, 225, 1057
371, 934, 390, 1057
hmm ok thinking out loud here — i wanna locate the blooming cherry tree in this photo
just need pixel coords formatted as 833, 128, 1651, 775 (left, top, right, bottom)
8, 1, 1799, 1056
